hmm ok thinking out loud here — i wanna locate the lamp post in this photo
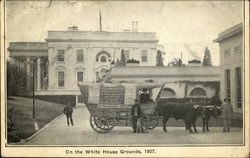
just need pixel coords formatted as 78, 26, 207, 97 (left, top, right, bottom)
32, 59, 36, 119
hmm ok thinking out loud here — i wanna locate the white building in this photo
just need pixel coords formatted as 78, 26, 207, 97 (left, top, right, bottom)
8, 27, 162, 105
214, 23, 243, 114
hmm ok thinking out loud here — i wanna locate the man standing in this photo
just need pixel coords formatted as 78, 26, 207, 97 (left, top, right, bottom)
64, 102, 74, 126
222, 98, 233, 132
131, 99, 142, 133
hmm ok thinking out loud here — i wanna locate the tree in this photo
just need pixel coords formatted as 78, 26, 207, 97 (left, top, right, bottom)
168, 58, 183, 67
7, 61, 27, 96
115, 59, 121, 67
120, 49, 126, 66
203, 47, 212, 66
156, 50, 164, 66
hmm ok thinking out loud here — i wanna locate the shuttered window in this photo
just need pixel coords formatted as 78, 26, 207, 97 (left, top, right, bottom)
77, 50, 84, 62
225, 69, 231, 100
77, 71, 84, 82
141, 50, 148, 62
58, 71, 65, 87
235, 67, 242, 108
58, 50, 65, 61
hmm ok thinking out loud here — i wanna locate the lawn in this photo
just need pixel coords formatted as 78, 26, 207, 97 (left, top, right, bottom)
7, 96, 66, 143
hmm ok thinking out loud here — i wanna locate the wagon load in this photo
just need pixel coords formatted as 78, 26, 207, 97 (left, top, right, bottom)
78, 82, 138, 108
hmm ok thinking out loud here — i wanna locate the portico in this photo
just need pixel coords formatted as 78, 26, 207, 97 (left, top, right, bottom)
8, 42, 48, 92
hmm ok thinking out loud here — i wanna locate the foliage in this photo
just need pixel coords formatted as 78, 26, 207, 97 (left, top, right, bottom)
156, 50, 164, 66
203, 47, 212, 66
168, 58, 183, 67
115, 59, 120, 67
7, 97, 65, 143
7, 104, 15, 132
210, 95, 222, 106
188, 59, 201, 64
120, 49, 126, 66
127, 58, 140, 63
7, 61, 28, 96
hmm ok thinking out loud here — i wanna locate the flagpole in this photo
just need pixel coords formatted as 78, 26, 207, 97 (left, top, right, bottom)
99, 9, 102, 31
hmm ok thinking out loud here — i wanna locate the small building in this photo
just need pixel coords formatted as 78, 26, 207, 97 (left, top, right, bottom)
214, 23, 243, 114
102, 66, 220, 102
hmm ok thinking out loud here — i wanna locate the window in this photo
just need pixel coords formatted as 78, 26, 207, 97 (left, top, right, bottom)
141, 50, 148, 62
78, 95, 84, 103
100, 55, 107, 62
190, 88, 206, 96
58, 50, 65, 61
224, 49, 230, 57
161, 88, 176, 98
96, 51, 111, 62
234, 46, 241, 53
235, 67, 242, 108
96, 72, 100, 82
124, 50, 130, 61
77, 50, 83, 62
225, 69, 231, 100
77, 71, 84, 82
58, 71, 65, 87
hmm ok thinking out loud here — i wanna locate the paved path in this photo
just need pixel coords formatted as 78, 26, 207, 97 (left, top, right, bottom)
19, 106, 243, 145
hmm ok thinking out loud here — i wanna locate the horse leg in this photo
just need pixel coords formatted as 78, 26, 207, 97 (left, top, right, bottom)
202, 118, 205, 132
206, 119, 209, 132
163, 116, 168, 132
187, 120, 193, 133
185, 120, 188, 130
192, 121, 198, 133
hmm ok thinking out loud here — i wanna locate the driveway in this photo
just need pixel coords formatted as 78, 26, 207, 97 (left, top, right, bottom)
17, 106, 243, 145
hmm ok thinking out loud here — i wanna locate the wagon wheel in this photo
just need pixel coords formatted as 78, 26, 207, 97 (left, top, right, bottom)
146, 112, 159, 129
129, 113, 150, 131
89, 109, 116, 133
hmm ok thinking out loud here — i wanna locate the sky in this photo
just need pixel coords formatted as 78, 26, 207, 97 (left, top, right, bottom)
5, 0, 243, 65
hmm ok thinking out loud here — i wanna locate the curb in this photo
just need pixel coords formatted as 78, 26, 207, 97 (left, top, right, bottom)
8, 105, 84, 145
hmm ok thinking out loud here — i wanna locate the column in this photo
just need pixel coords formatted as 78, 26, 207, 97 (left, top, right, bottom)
26, 57, 31, 90
37, 58, 41, 90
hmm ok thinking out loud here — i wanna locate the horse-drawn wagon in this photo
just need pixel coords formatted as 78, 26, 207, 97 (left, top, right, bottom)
78, 82, 166, 133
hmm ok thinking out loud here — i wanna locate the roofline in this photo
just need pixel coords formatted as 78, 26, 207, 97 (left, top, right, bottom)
104, 74, 220, 82
47, 30, 156, 34
8, 49, 48, 52
45, 39, 159, 43
110, 66, 220, 69
9, 42, 47, 44
213, 23, 243, 43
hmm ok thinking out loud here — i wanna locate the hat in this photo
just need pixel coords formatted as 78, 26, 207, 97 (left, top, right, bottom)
224, 98, 231, 102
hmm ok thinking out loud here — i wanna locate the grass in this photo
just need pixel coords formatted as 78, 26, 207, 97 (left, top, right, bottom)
7, 96, 65, 143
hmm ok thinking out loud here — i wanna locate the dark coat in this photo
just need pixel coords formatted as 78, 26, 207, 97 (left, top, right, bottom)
222, 102, 233, 119
64, 106, 73, 115
131, 104, 142, 118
